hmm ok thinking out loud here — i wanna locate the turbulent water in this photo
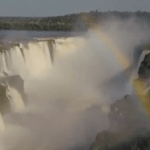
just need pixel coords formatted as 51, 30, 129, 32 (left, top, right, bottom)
0, 37, 86, 79
0, 33, 112, 150
0, 22, 149, 150
6, 83, 25, 112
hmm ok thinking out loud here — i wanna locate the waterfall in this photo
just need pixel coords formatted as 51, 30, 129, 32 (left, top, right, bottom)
47, 39, 55, 63
0, 31, 147, 150
0, 37, 85, 135
6, 83, 25, 112
0, 38, 83, 79
130, 50, 150, 81
135, 50, 150, 78
129, 50, 150, 95
5, 51, 11, 72
1, 52, 8, 74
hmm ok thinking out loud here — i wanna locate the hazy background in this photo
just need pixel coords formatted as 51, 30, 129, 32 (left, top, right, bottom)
0, 0, 150, 17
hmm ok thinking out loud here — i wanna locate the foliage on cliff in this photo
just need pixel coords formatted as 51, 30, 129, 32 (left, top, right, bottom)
0, 11, 150, 31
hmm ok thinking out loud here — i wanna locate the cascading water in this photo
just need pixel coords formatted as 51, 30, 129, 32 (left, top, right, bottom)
0, 28, 147, 150
6, 82, 25, 112
128, 50, 150, 95
0, 40, 54, 79
135, 50, 150, 78
0, 37, 85, 80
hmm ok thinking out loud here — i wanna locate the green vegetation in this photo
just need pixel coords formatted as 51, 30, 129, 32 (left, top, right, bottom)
0, 11, 150, 31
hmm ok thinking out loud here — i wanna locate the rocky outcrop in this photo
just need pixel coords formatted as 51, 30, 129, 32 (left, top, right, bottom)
108, 95, 149, 133
89, 50, 150, 150
89, 94, 150, 150
89, 131, 122, 150
0, 75, 27, 115
0, 83, 11, 115
138, 53, 150, 79
90, 130, 150, 150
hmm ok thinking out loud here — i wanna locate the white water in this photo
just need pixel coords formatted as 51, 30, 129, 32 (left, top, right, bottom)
129, 50, 150, 94
0, 26, 148, 150
6, 83, 25, 112
0, 41, 52, 79
135, 50, 150, 78
0, 37, 87, 81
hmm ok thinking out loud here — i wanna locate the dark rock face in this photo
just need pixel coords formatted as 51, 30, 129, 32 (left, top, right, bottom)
89, 130, 150, 150
0, 75, 27, 115
90, 130, 150, 150
89, 49, 150, 150
89, 120, 150, 150
110, 135, 150, 150
108, 95, 149, 134
138, 53, 150, 79
89, 94, 150, 150
133, 42, 150, 68
89, 131, 122, 150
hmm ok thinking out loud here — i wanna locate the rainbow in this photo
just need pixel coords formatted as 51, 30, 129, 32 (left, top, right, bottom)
81, 14, 130, 69
81, 14, 150, 118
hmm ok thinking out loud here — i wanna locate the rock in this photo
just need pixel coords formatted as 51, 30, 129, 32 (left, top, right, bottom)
89, 129, 150, 150
0, 83, 11, 115
89, 131, 123, 150
138, 53, 150, 79
89, 49, 150, 150
0, 75, 27, 115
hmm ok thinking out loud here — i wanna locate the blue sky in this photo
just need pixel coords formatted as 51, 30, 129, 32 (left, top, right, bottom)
0, 0, 150, 17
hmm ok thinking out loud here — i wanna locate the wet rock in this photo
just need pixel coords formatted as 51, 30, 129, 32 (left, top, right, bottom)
0, 75, 27, 115
89, 129, 150, 150
89, 45, 150, 150
138, 53, 150, 79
